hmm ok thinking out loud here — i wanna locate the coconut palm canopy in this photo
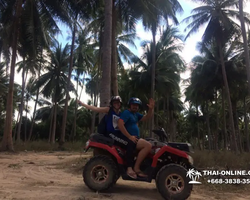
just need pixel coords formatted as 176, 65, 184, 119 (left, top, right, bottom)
0, 0, 250, 152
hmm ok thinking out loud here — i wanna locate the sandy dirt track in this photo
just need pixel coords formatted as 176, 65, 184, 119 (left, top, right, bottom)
0, 151, 250, 200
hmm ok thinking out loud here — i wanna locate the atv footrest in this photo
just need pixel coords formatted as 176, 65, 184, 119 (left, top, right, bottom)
121, 174, 151, 183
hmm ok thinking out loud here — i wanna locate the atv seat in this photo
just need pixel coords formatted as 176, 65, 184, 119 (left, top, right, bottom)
90, 133, 114, 147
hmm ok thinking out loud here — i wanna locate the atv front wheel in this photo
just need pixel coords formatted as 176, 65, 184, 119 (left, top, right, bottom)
156, 164, 192, 200
83, 155, 118, 192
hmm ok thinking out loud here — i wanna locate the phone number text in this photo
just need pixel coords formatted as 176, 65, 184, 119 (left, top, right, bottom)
207, 179, 250, 184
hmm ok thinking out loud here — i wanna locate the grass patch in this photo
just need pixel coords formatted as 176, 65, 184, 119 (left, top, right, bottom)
192, 150, 250, 192
192, 150, 250, 169
8, 163, 22, 169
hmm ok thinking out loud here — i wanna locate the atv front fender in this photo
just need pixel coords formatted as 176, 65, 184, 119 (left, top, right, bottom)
84, 140, 124, 165
152, 145, 189, 167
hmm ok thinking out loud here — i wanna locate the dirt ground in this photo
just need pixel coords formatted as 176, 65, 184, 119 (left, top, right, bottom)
1, 151, 250, 200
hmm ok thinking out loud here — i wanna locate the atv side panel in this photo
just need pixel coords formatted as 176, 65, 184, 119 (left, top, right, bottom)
85, 141, 124, 165
151, 145, 188, 167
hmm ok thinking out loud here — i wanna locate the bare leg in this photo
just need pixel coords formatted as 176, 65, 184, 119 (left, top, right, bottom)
133, 139, 152, 177
125, 139, 137, 179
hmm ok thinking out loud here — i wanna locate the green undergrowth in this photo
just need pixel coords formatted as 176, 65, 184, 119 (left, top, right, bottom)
192, 150, 250, 169
192, 150, 250, 192
13, 142, 250, 170
13, 140, 87, 152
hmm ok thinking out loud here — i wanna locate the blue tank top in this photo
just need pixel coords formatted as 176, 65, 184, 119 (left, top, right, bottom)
106, 107, 121, 134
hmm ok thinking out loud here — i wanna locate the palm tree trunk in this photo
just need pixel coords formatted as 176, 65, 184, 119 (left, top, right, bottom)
218, 42, 238, 153
28, 63, 41, 141
239, 0, 250, 95
91, 91, 98, 133
243, 96, 250, 151
150, 26, 156, 137
51, 103, 57, 144
163, 97, 166, 131
1, 0, 22, 151
202, 119, 206, 149
205, 102, 212, 150
111, 2, 118, 96
99, 0, 112, 120
155, 97, 159, 127
222, 87, 227, 149
50, 87, 58, 144
17, 62, 26, 143
71, 100, 77, 142
167, 95, 170, 138
71, 74, 79, 142
215, 90, 219, 150
48, 106, 54, 143
24, 99, 28, 142
60, 18, 77, 145
72, 74, 85, 141
196, 104, 201, 150
232, 100, 242, 152
13, 112, 20, 142
170, 111, 176, 141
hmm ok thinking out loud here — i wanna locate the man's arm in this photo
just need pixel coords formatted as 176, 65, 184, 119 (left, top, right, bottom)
140, 98, 155, 122
77, 100, 109, 113
140, 108, 154, 122
118, 119, 132, 139
118, 119, 138, 143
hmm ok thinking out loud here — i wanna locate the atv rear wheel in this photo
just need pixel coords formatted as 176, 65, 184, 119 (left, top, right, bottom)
83, 155, 118, 192
156, 164, 192, 200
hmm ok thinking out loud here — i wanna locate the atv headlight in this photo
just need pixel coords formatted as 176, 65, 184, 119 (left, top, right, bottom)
85, 140, 90, 148
188, 155, 194, 165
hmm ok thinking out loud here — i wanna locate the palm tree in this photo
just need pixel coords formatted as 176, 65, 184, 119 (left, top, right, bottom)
0, 0, 23, 151
110, 0, 139, 96
0, 62, 8, 109
35, 41, 73, 143
0, 0, 71, 151
239, 0, 250, 95
70, 26, 96, 141
60, 0, 98, 145
116, 33, 139, 70
85, 68, 99, 133
132, 0, 183, 135
128, 27, 185, 136
182, 0, 250, 152
99, 0, 112, 120
0, 62, 9, 136
185, 37, 246, 150
34, 98, 66, 141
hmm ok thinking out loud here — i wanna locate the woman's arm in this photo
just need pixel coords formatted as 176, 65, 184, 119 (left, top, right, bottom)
78, 100, 109, 113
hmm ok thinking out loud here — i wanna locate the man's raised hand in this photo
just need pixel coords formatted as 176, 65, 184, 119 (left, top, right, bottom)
147, 98, 155, 109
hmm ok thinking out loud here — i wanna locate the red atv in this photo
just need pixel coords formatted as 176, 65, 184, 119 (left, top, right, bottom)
83, 127, 195, 200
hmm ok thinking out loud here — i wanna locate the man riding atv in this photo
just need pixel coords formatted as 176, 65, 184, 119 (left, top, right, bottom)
118, 97, 155, 179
